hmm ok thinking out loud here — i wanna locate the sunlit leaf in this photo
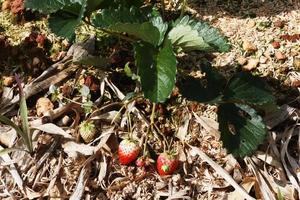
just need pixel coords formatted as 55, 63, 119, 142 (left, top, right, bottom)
168, 16, 230, 52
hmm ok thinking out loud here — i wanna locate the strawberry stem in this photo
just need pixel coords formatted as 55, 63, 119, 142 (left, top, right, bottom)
150, 103, 156, 126
143, 131, 148, 155
143, 103, 156, 155
127, 109, 133, 138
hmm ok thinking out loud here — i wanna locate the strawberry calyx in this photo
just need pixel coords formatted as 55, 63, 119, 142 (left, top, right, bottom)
161, 164, 170, 172
79, 120, 95, 133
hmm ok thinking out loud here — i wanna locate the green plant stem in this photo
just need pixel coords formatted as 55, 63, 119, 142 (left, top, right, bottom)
143, 130, 149, 155
150, 103, 168, 152
143, 103, 156, 155
127, 110, 133, 138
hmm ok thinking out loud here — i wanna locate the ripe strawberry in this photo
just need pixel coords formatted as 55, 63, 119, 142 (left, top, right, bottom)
118, 139, 140, 165
157, 152, 179, 176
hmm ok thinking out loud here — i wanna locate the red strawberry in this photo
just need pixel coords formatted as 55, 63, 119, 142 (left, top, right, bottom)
118, 139, 140, 165
157, 152, 179, 176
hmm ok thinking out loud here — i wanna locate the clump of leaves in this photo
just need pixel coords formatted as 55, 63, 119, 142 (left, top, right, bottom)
179, 62, 276, 157
25, 0, 229, 103
25, 0, 276, 157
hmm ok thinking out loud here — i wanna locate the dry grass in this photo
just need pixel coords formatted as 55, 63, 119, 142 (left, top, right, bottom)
0, 0, 300, 199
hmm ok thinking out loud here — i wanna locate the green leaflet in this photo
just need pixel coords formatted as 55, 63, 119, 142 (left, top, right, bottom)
168, 16, 230, 52
92, 7, 165, 46
149, 10, 168, 46
223, 72, 275, 106
48, 0, 87, 40
25, 0, 73, 14
135, 40, 177, 102
179, 66, 276, 157
218, 104, 266, 157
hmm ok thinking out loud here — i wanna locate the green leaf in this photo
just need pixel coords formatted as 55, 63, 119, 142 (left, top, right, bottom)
92, 6, 145, 27
92, 7, 162, 46
168, 16, 230, 52
86, 0, 104, 15
48, 12, 80, 40
218, 103, 266, 157
124, 63, 133, 77
179, 63, 226, 103
15, 74, 33, 153
48, 0, 86, 39
100, 0, 144, 8
124, 63, 140, 81
19, 87, 32, 153
113, 23, 161, 46
149, 10, 168, 46
135, 40, 177, 102
223, 72, 275, 106
25, 0, 71, 14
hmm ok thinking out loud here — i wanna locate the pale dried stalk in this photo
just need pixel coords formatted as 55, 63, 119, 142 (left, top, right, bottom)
0, 145, 25, 195
188, 145, 255, 200
45, 153, 63, 196
69, 155, 95, 200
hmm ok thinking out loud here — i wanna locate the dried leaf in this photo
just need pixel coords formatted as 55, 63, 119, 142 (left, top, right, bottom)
25, 187, 41, 199
264, 105, 295, 129
69, 155, 93, 200
32, 123, 73, 139
62, 141, 95, 158
188, 145, 255, 200
98, 155, 108, 190
280, 127, 300, 196
176, 112, 191, 141
0, 125, 17, 147
227, 177, 256, 200
90, 111, 121, 122
246, 157, 277, 200
193, 112, 219, 138
0, 145, 24, 193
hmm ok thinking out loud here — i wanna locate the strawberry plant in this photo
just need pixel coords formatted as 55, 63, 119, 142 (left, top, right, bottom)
25, 0, 277, 158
